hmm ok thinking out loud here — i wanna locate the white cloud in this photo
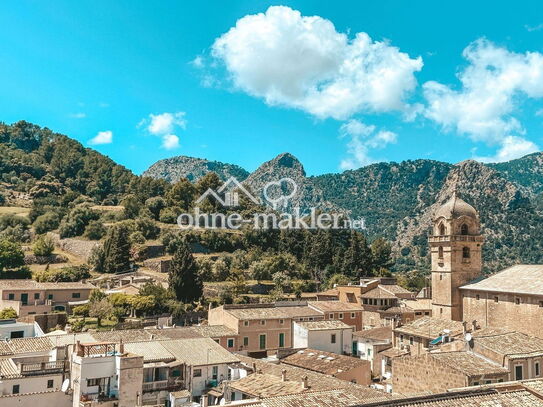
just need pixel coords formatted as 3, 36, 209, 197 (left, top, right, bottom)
211, 6, 422, 120
423, 38, 542, 160
139, 111, 186, 149
191, 55, 204, 68
161, 134, 180, 150
69, 112, 86, 119
340, 120, 397, 170
147, 112, 186, 135
475, 136, 539, 162
88, 130, 113, 145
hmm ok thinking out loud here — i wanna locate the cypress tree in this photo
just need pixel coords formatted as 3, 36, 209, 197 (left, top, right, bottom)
169, 240, 202, 303
102, 224, 131, 274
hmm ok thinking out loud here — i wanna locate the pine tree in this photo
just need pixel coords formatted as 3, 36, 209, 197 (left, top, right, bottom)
102, 224, 131, 274
169, 240, 202, 303
371, 237, 393, 272
343, 231, 373, 278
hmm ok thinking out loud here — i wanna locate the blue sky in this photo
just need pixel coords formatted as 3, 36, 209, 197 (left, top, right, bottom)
1, 1, 543, 176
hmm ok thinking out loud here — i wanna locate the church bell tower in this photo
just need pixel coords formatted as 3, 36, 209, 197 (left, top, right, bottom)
430, 190, 483, 321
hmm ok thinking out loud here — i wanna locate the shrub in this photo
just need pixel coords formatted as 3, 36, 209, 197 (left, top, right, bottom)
33, 235, 55, 257
135, 216, 160, 240
159, 208, 177, 224
34, 265, 91, 283
84, 221, 106, 240
33, 212, 60, 234
0, 239, 25, 273
0, 307, 17, 319
58, 206, 99, 238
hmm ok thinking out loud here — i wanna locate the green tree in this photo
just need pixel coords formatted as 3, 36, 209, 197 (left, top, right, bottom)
371, 237, 394, 272
84, 221, 106, 240
0, 240, 24, 273
169, 240, 202, 303
166, 178, 196, 210
89, 298, 113, 327
102, 224, 131, 274
32, 235, 55, 257
145, 196, 166, 220
33, 212, 60, 234
120, 194, 141, 219
0, 307, 18, 319
343, 231, 373, 278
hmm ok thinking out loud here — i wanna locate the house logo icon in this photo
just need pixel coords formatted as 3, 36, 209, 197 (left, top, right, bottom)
195, 177, 260, 208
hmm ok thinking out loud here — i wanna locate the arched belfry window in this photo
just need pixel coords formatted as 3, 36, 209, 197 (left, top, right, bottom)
463, 247, 471, 259
461, 224, 469, 235
438, 246, 444, 259
439, 224, 446, 236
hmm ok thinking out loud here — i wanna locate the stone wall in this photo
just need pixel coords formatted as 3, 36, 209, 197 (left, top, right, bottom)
463, 290, 543, 339
392, 353, 468, 395
19, 313, 68, 332
49, 233, 99, 261
142, 258, 171, 273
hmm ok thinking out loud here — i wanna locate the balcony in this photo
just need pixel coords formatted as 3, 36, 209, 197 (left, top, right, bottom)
142, 379, 185, 393
79, 392, 119, 406
428, 235, 484, 243
20, 360, 67, 376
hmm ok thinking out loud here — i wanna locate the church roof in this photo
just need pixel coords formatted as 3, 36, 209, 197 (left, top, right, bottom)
460, 265, 543, 296
435, 192, 477, 220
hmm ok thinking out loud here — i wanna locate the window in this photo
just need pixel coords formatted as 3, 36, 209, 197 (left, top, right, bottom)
438, 246, 444, 259
87, 378, 101, 387
193, 369, 202, 377
439, 224, 446, 236
279, 319, 284, 325
473, 382, 479, 386
461, 224, 469, 235
260, 320, 266, 325
259, 334, 266, 350
485, 380, 491, 384
279, 333, 285, 348
515, 365, 523, 381
367, 348, 372, 357
172, 369, 181, 378
212, 366, 218, 380
243, 321, 249, 326
8, 293, 14, 300
308, 317, 314, 321
243, 337, 249, 347
409, 337, 414, 345
351, 312, 356, 318
329, 313, 334, 319
227, 338, 234, 348
12, 385, 19, 394
440, 274, 443, 281
400, 334, 404, 343
34, 293, 40, 300
536, 362, 541, 377
72, 292, 81, 299
48, 294, 53, 300
331, 334, 336, 344
539, 301, 543, 308
476, 294, 480, 300
462, 247, 470, 259
494, 296, 499, 303
338, 313, 344, 319
47, 379, 54, 389
515, 298, 521, 305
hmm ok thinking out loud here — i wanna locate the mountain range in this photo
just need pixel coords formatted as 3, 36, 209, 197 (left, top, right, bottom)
144, 152, 543, 273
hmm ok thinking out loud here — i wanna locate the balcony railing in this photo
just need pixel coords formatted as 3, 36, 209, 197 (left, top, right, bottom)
428, 235, 484, 243
142, 379, 185, 393
20, 360, 67, 375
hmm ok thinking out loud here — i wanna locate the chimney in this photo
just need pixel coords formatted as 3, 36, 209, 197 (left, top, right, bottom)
472, 320, 478, 332
252, 362, 257, 373
463, 321, 468, 335
119, 339, 125, 354
201, 395, 209, 407
302, 376, 309, 389
281, 369, 287, 382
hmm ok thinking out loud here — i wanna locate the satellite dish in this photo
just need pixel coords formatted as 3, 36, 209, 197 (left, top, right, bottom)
464, 333, 473, 342
61, 379, 70, 393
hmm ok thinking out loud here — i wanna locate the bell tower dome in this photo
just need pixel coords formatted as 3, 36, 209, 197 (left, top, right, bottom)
430, 189, 483, 321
